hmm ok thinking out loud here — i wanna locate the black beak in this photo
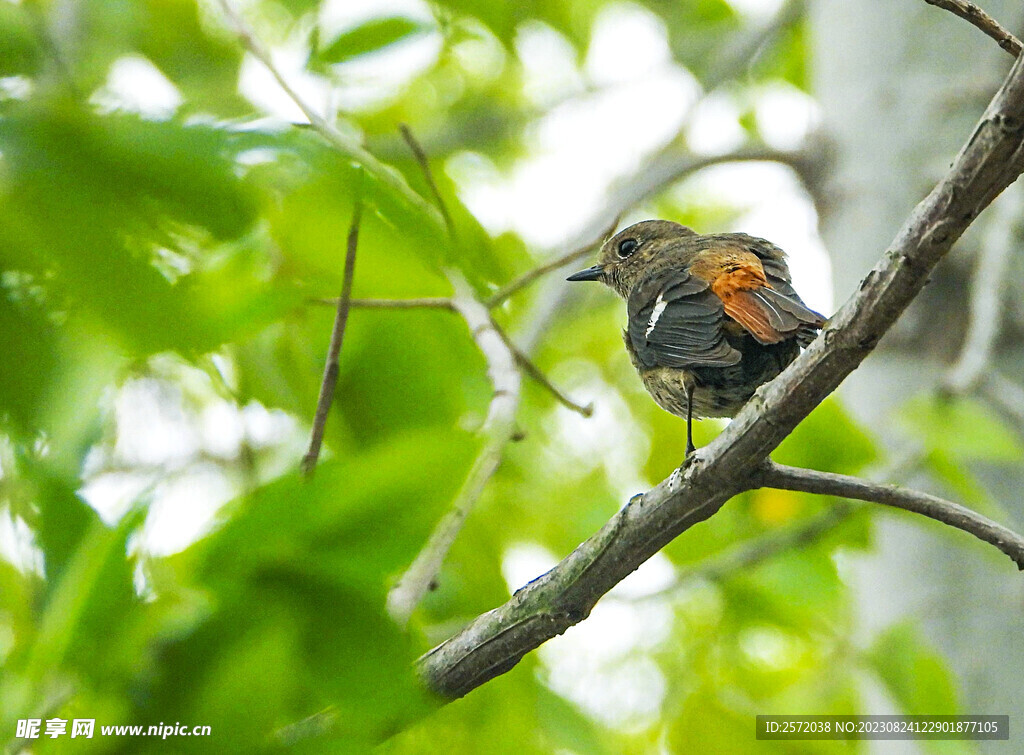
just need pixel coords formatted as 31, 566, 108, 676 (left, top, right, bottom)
566, 265, 605, 282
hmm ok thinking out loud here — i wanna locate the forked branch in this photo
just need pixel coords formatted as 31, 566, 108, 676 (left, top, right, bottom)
416, 49, 1024, 701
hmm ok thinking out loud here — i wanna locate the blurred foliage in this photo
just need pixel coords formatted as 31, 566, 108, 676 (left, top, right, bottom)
0, 0, 1013, 752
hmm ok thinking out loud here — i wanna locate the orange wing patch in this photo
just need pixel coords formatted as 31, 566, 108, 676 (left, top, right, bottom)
719, 289, 784, 344
697, 254, 785, 344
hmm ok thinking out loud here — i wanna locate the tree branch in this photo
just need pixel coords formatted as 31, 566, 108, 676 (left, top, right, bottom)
639, 452, 926, 599
924, 0, 1022, 58
399, 123, 456, 238
546, 143, 825, 272
416, 47, 1024, 701
492, 322, 593, 417
214, 0, 447, 236
754, 462, 1024, 569
386, 273, 521, 626
485, 219, 618, 307
310, 296, 593, 416
383, 126, 596, 622
300, 194, 362, 478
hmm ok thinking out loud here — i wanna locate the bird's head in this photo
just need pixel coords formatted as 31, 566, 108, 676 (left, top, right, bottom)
567, 220, 698, 299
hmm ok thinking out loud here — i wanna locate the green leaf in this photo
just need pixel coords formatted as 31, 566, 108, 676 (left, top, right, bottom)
920, 448, 991, 508
0, 101, 276, 356
774, 398, 878, 475
0, 494, 145, 733
666, 687, 755, 754
0, 291, 60, 436
750, 17, 809, 91
0, 2, 41, 76
722, 547, 842, 633
134, 429, 477, 747
319, 17, 432, 64
865, 623, 959, 715
899, 395, 1024, 463
536, 685, 616, 754
135, 0, 248, 116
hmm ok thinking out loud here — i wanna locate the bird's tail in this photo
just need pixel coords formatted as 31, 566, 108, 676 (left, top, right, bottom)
728, 286, 826, 346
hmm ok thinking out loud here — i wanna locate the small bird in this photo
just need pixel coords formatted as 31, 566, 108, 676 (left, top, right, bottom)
568, 220, 826, 456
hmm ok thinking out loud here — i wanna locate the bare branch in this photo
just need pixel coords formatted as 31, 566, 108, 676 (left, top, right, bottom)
310, 297, 456, 311
485, 219, 618, 307
924, 0, 1022, 58
416, 49, 1024, 701
310, 295, 591, 416
567, 145, 816, 263
755, 462, 1024, 569
399, 123, 456, 238
492, 323, 593, 417
386, 273, 522, 626
482, 145, 811, 311
642, 504, 856, 602
300, 194, 362, 478
214, 0, 446, 236
943, 184, 1021, 392
639, 451, 925, 599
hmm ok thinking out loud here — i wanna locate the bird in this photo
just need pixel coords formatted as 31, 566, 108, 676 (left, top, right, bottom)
567, 220, 826, 456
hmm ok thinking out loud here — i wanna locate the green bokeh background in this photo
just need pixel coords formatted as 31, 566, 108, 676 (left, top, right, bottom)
0, 0, 1021, 752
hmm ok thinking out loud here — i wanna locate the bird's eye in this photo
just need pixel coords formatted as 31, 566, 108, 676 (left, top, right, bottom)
617, 238, 639, 258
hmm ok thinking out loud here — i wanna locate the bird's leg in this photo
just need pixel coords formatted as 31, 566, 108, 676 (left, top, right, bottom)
684, 377, 696, 457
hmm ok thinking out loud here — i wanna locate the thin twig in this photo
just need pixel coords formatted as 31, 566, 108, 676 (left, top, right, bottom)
399, 123, 456, 238
385, 126, 524, 625
386, 273, 521, 626
485, 218, 619, 307
309, 297, 456, 311
300, 193, 363, 478
639, 451, 924, 600
702, 0, 807, 87
924, 0, 1022, 57
492, 322, 593, 417
755, 462, 1024, 569
560, 145, 814, 271
309, 294, 591, 415
943, 184, 1021, 392
679, 504, 854, 585
214, 0, 446, 235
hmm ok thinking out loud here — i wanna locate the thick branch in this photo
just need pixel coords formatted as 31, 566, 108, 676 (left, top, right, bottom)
755, 462, 1024, 569
924, 0, 1022, 57
386, 273, 522, 626
416, 46, 1024, 701
300, 197, 362, 477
